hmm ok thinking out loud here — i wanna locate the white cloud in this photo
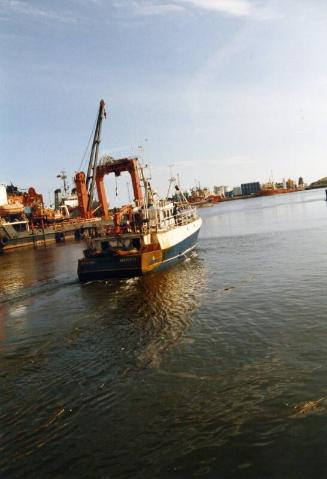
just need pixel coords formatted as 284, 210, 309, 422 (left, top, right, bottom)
113, 0, 277, 19
182, 0, 253, 16
0, 0, 78, 24
113, 0, 184, 16
181, 0, 277, 20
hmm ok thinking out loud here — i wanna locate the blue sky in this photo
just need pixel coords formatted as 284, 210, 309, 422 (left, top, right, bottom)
1, 0, 327, 203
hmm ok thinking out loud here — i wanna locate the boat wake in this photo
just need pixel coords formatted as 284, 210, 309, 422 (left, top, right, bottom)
0, 277, 79, 306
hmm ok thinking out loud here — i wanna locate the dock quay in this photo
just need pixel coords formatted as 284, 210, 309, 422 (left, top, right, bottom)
0, 217, 112, 252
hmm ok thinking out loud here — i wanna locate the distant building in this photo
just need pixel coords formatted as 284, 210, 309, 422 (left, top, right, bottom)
241, 182, 261, 196
213, 185, 234, 197
224, 186, 233, 197
298, 177, 304, 186
233, 186, 242, 196
213, 186, 226, 197
286, 178, 296, 189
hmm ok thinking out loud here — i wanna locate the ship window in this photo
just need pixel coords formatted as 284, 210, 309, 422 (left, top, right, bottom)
12, 223, 27, 232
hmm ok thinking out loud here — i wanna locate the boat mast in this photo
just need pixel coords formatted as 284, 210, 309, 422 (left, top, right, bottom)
139, 164, 149, 221
167, 164, 175, 199
56, 170, 69, 196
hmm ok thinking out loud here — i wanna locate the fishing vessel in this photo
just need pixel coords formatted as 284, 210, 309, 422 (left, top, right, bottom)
256, 179, 302, 197
187, 187, 221, 207
77, 156, 202, 281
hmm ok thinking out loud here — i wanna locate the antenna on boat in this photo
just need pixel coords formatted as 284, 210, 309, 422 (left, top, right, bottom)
56, 170, 69, 196
167, 164, 175, 199
176, 173, 181, 189
137, 139, 148, 163
138, 145, 144, 161
139, 164, 149, 219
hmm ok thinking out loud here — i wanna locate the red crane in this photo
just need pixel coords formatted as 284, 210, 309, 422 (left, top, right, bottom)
74, 100, 144, 219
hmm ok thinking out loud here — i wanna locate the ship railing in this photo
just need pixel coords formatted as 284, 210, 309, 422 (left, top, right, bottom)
90, 208, 198, 236
94, 223, 151, 237
156, 208, 198, 231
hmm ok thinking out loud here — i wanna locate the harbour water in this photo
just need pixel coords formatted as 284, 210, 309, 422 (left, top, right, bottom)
1, 189, 327, 478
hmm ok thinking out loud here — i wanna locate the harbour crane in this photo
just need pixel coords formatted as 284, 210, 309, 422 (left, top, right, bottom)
74, 99, 106, 218
74, 100, 144, 219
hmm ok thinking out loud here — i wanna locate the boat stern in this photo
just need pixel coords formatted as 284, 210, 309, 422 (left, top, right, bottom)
77, 253, 142, 281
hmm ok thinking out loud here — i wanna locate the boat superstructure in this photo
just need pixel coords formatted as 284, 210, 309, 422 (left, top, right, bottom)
77, 155, 202, 281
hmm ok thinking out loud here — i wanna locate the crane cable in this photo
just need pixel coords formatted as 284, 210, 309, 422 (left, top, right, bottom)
77, 114, 98, 172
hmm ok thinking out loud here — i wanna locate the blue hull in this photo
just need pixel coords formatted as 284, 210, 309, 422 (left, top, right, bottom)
78, 228, 200, 281
153, 229, 200, 273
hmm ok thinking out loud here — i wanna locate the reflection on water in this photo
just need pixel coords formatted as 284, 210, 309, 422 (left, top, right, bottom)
0, 245, 80, 303
0, 246, 207, 479
1, 189, 327, 478
79, 253, 206, 369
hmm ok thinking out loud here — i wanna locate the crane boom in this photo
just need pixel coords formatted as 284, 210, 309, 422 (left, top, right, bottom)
86, 99, 106, 211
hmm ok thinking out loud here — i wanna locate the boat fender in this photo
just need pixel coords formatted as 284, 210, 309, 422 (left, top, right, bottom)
0, 236, 9, 246
74, 228, 85, 240
55, 232, 65, 243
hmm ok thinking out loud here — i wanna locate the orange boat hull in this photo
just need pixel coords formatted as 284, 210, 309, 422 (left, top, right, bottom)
257, 188, 298, 196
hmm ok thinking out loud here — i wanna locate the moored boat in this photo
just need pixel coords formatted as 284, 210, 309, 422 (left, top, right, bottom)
0, 182, 112, 252
257, 188, 299, 196
0, 216, 112, 251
